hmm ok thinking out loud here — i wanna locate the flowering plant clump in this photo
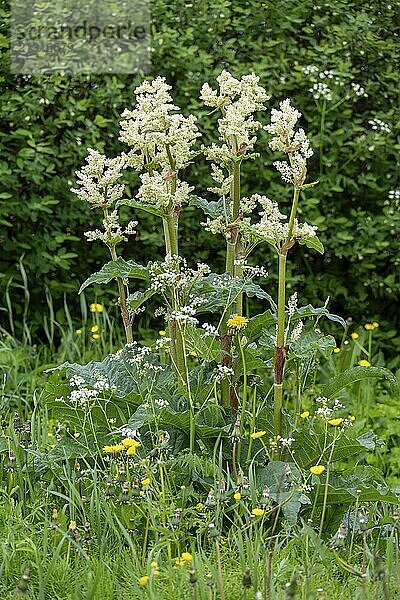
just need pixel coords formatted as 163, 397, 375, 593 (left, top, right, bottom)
44, 70, 399, 548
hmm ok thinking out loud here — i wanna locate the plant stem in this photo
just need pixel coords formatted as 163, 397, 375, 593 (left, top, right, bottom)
273, 251, 287, 440
215, 538, 225, 600
109, 245, 133, 344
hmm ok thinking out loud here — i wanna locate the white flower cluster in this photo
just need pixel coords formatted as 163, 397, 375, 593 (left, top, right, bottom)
214, 364, 235, 382
290, 320, 303, 342
368, 118, 391, 134
315, 396, 344, 419
200, 71, 269, 150
265, 99, 313, 188
309, 82, 333, 101
388, 190, 400, 200
137, 171, 193, 209
287, 292, 298, 316
123, 342, 165, 376
84, 209, 137, 247
242, 194, 317, 245
119, 77, 200, 171
351, 82, 367, 97
149, 254, 211, 294
202, 322, 219, 336
71, 149, 126, 208
169, 305, 199, 327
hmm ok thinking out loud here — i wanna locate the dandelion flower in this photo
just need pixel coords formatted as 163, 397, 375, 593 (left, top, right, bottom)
250, 431, 267, 439
126, 441, 141, 455
103, 444, 125, 455
328, 418, 343, 426
91, 324, 100, 333
138, 576, 149, 586
159, 330, 166, 336
333, 347, 340, 354
364, 323, 374, 331
349, 415, 356, 422
227, 314, 249, 330
75, 329, 82, 335
310, 465, 325, 475
90, 303, 104, 313
234, 492, 241, 501
300, 411, 310, 418
92, 334, 100, 340
122, 438, 140, 449
251, 508, 265, 517
351, 332, 359, 340
181, 552, 193, 562
372, 322, 379, 329
358, 359, 371, 367
150, 561, 158, 568
141, 478, 151, 486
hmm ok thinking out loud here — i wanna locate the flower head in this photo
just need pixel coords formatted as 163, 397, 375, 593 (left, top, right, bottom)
351, 332, 359, 340
358, 360, 371, 367
234, 492, 241, 501
250, 431, 267, 439
300, 411, 310, 419
90, 303, 104, 313
310, 465, 325, 475
227, 314, 249, 330
103, 444, 125, 455
251, 508, 265, 517
138, 576, 149, 586
181, 552, 193, 562
328, 418, 344, 426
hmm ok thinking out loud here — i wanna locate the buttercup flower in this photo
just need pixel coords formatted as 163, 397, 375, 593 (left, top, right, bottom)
251, 508, 265, 517
351, 332, 359, 340
234, 492, 241, 501
333, 347, 340, 353
122, 438, 140, 449
181, 552, 193, 562
250, 431, 267, 439
92, 334, 100, 340
141, 478, 151, 486
310, 465, 325, 475
126, 441, 141, 455
300, 411, 310, 418
75, 329, 82, 335
91, 325, 99, 333
328, 418, 344, 426
90, 303, 104, 313
103, 444, 125, 455
358, 360, 371, 367
138, 576, 149, 586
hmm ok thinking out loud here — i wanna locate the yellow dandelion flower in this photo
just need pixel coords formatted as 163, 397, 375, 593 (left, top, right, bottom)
358, 359, 371, 367
364, 323, 374, 330
310, 465, 325, 475
250, 431, 267, 439
181, 552, 193, 562
90, 324, 100, 333
300, 411, 310, 418
103, 444, 125, 455
75, 329, 82, 335
122, 438, 140, 449
333, 347, 340, 353
372, 322, 379, 329
150, 561, 158, 569
251, 508, 265, 517
141, 478, 151, 486
189, 351, 198, 357
351, 332, 359, 340
90, 303, 104, 313
234, 492, 241, 501
126, 442, 141, 456
328, 418, 344, 426
92, 334, 100, 340
159, 330, 166, 337
349, 415, 356, 422
227, 314, 249, 330
138, 576, 149, 586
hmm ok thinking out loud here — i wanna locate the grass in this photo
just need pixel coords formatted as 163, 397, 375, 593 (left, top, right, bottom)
0, 304, 399, 600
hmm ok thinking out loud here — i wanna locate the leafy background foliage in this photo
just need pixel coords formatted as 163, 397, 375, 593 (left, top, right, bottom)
0, 0, 399, 356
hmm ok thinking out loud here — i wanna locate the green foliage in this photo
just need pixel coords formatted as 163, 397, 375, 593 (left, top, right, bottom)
0, 0, 399, 348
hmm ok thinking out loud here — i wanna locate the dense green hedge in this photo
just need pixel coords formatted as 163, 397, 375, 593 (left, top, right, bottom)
0, 0, 399, 350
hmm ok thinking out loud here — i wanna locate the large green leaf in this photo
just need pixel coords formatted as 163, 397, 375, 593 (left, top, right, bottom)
290, 331, 336, 360
79, 258, 149, 293
299, 235, 324, 254
320, 366, 399, 398
246, 310, 277, 342
194, 274, 272, 314
293, 304, 346, 327
127, 288, 156, 312
184, 326, 220, 362
188, 195, 228, 218
311, 466, 400, 506
116, 197, 163, 217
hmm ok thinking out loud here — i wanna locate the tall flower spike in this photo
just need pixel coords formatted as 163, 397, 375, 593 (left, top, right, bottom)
265, 99, 313, 188
71, 149, 126, 208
